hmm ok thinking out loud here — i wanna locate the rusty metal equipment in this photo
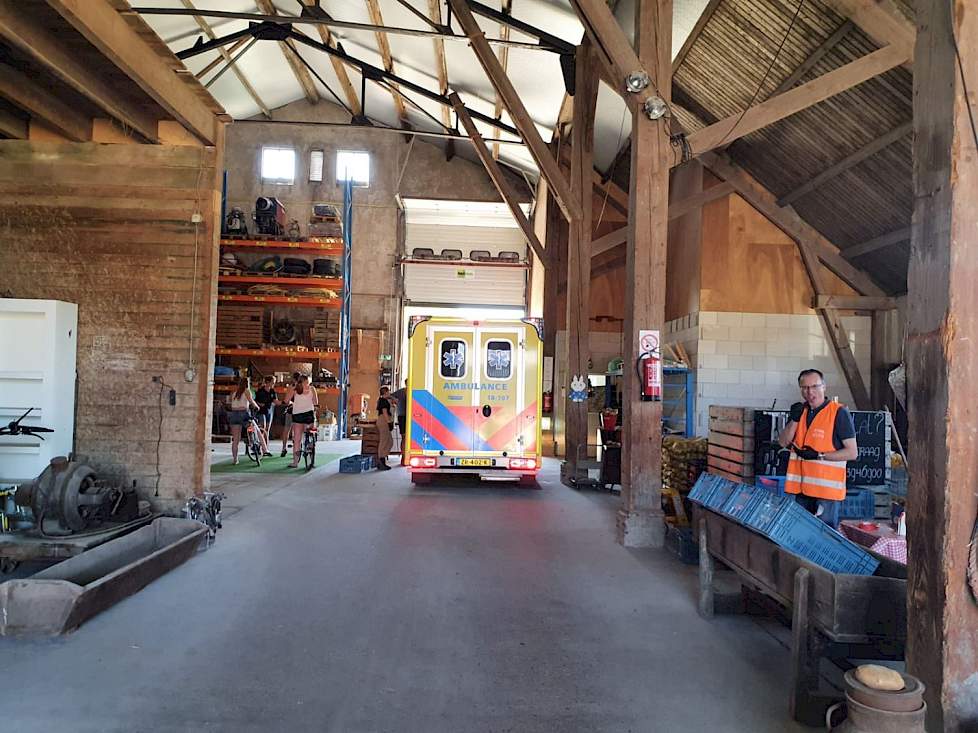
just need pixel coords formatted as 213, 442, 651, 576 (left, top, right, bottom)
15, 457, 139, 535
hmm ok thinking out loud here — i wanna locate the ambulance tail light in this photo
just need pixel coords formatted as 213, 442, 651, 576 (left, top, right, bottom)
410, 457, 437, 468
509, 458, 537, 470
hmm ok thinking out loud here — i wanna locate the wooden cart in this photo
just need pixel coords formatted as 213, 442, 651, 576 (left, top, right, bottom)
695, 506, 907, 726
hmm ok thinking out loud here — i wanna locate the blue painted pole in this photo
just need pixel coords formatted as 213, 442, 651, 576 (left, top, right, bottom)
338, 180, 354, 438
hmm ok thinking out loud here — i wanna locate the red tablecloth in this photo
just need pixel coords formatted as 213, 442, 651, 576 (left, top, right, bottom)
840, 520, 907, 565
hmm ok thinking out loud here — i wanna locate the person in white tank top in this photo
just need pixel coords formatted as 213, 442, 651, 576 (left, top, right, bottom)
285, 374, 319, 467
226, 378, 266, 464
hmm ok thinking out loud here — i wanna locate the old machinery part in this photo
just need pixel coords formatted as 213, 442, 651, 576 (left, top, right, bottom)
225, 207, 248, 236
15, 457, 139, 535
254, 196, 287, 236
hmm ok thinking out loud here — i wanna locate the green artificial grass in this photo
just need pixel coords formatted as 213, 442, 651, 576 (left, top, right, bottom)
211, 452, 346, 474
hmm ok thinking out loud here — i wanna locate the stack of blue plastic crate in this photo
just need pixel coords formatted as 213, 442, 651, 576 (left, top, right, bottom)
688, 473, 879, 575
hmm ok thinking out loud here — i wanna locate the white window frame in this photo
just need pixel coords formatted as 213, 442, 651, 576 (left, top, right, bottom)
439, 338, 467, 380
336, 150, 370, 187
261, 146, 295, 185
483, 338, 514, 382
309, 149, 324, 183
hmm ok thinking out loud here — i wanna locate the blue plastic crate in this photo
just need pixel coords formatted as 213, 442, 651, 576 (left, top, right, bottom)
720, 484, 762, 524
688, 473, 721, 504
756, 475, 787, 494
840, 488, 875, 519
768, 502, 879, 575
743, 491, 793, 536
339, 454, 374, 473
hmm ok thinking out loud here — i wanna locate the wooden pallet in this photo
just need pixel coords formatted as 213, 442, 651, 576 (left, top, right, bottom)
217, 306, 264, 346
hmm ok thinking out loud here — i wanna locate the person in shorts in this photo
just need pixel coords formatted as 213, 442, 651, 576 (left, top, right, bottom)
254, 376, 277, 455
280, 372, 301, 458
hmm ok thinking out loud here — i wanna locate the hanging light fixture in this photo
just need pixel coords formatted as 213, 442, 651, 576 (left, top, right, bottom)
643, 96, 669, 120
624, 71, 650, 93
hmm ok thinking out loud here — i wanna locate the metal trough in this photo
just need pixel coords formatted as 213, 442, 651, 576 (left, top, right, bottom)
0, 517, 207, 636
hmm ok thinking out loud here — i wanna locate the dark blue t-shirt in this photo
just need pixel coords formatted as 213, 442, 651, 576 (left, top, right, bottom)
805, 400, 856, 450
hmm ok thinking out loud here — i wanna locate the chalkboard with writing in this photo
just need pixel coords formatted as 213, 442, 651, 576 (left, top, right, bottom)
848, 410, 891, 486
752, 409, 890, 486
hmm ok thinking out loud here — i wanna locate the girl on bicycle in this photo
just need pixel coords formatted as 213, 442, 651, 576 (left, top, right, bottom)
227, 378, 267, 465
286, 374, 318, 468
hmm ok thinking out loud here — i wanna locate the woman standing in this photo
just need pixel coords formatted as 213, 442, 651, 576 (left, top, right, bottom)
286, 374, 318, 468
227, 378, 263, 465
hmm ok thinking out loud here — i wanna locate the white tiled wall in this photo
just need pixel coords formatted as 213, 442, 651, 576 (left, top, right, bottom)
665, 311, 871, 436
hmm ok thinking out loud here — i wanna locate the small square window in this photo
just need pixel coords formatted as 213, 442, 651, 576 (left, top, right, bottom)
309, 149, 324, 182
440, 339, 466, 379
485, 341, 512, 380
337, 150, 370, 187
261, 147, 295, 185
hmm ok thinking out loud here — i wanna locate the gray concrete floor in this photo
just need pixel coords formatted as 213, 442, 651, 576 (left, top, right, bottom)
2, 452, 807, 733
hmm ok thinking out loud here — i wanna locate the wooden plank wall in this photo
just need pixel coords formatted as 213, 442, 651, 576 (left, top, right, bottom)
0, 140, 221, 510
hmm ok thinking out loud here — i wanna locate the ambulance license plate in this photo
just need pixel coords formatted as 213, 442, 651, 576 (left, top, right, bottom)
456, 458, 492, 467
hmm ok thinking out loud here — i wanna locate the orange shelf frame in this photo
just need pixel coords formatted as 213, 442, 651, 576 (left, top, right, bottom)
217, 294, 340, 307
214, 383, 340, 394
218, 275, 343, 288
215, 347, 341, 360
220, 238, 343, 254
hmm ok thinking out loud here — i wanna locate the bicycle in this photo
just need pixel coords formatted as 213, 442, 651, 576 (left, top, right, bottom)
299, 423, 317, 470
243, 412, 264, 467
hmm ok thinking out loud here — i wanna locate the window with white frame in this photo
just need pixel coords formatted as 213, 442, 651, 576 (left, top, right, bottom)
261, 146, 295, 185
336, 150, 370, 187
309, 149, 324, 182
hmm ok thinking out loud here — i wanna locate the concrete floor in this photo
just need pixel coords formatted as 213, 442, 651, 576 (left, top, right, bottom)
2, 451, 807, 732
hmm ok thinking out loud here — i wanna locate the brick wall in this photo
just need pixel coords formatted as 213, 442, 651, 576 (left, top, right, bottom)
0, 140, 222, 510
665, 311, 871, 435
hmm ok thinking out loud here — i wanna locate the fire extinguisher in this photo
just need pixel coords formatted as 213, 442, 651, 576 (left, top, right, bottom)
638, 351, 662, 402
542, 391, 553, 413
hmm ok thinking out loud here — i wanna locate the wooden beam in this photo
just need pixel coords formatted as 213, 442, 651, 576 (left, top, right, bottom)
365, 0, 410, 127
590, 181, 733, 259
299, 0, 361, 116
565, 40, 598, 475
618, 0, 671, 548
843, 226, 911, 259
0, 105, 26, 138
592, 170, 629, 213
821, 0, 914, 62
699, 151, 887, 298
0, 63, 91, 141
492, 0, 512, 161
768, 20, 855, 99
182, 0, 271, 118
667, 180, 734, 221
906, 0, 978, 727
686, 43, 910, 158
449, 93, 548, 267
814, 295, 897, 310
449, 0, 581, 222
426, 0, 451, 129
256, 0, 318, 104
196, 36, 247, 80
591, 226, 627, 257
794, 219, 871, 409
779, 121, 912, 206
46, 0, 218, 144
671, 0, 721, 71
0, 0, 159, 140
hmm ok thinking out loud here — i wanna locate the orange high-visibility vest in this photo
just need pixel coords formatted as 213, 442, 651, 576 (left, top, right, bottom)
784, 400, 848, 501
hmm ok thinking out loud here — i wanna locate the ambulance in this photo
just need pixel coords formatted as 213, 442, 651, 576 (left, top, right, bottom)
404, 317, 543, 485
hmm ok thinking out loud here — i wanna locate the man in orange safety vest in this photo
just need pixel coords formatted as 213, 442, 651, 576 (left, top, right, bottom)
777, 369, 858, 529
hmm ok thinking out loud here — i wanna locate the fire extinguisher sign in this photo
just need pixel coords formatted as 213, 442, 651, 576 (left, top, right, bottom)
638, 330, 663, 401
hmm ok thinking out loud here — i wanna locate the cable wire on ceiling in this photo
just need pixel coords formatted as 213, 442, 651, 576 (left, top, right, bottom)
713, 0, 806, 150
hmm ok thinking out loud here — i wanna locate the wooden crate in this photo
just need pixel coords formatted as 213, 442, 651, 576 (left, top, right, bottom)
708, 405, 755, 482
217, 306, 263, 346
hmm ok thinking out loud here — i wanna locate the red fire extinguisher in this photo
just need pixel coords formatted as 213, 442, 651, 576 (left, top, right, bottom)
542, 391, 553, 413
639, 352, 662, 402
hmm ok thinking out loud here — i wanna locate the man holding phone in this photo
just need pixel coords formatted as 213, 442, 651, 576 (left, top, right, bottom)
778, 369, 858, 529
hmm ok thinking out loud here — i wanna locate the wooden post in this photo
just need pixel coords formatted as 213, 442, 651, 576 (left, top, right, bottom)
907, 0, 978, 729
698, 521, 714, 618
564, 41, 597, 476
617, 0, 671, 547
